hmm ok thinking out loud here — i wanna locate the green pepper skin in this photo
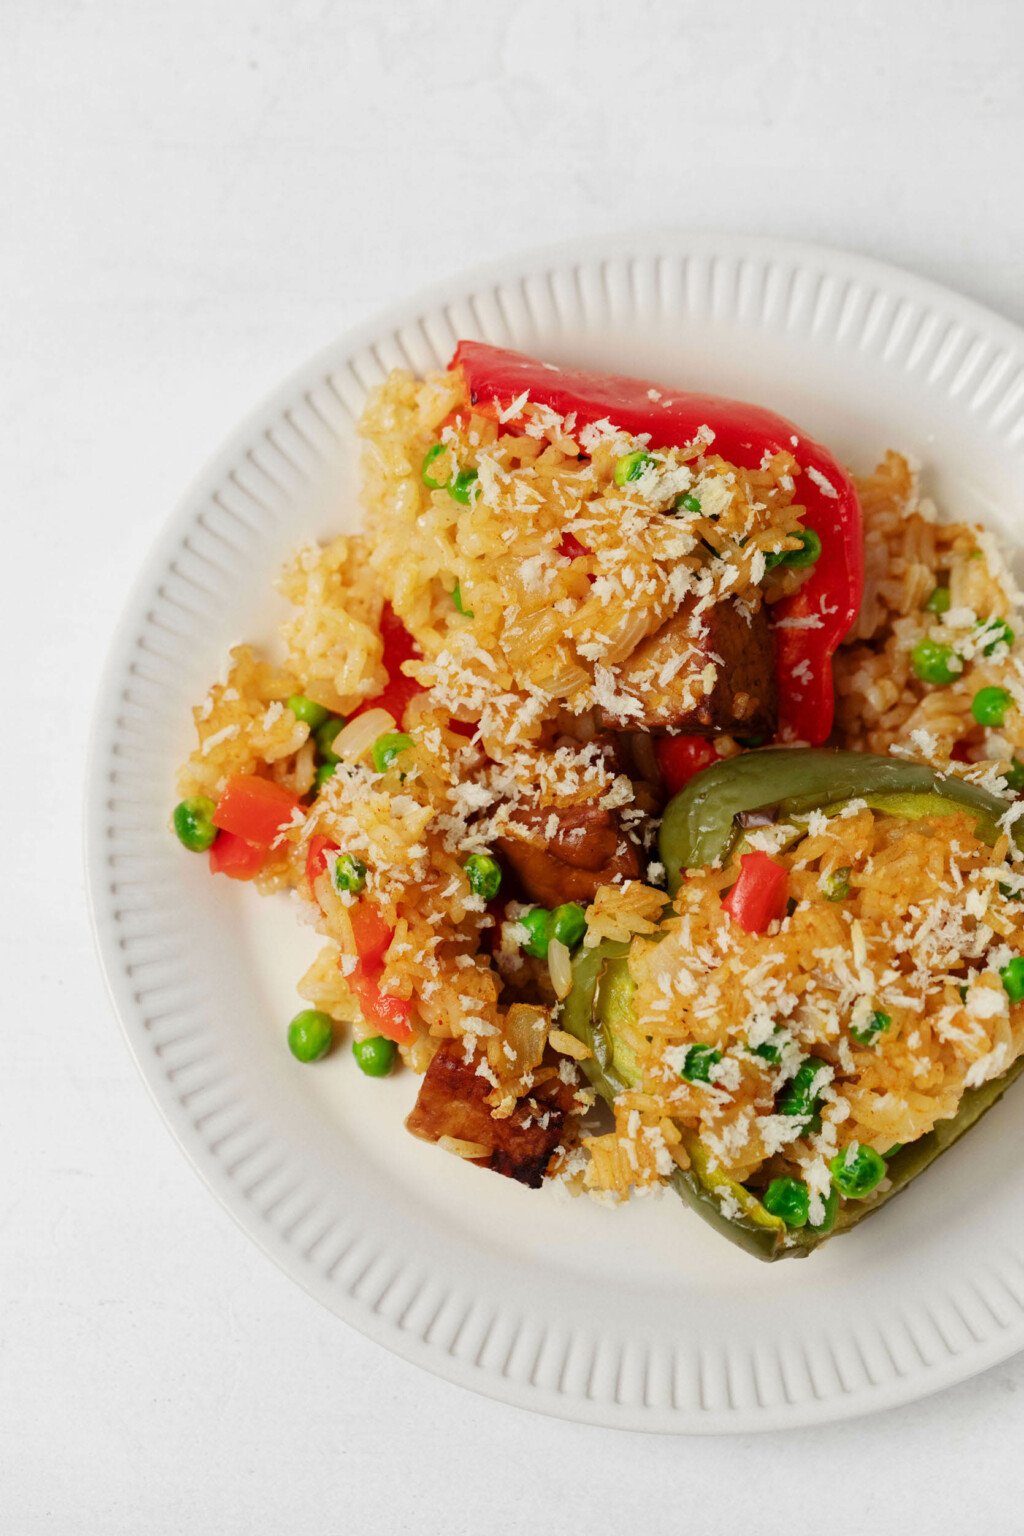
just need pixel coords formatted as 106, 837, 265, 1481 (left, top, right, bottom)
561, 940, 789, 1257
658, 748, 1014, 892
670, 1144, 789, 1258
565, 936, 1024, 1261
561, 940, 639, 1100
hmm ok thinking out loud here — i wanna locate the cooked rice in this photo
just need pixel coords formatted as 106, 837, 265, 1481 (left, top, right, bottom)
836, 451, 1023, 772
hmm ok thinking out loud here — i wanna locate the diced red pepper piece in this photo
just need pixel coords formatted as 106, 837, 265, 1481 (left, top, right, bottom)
558, 530, 596, 585
452, 341, 863, 746
349, 902, 394, 966
380, 601, 418, 669
356, 672, 424, 727
208, 829, 266, 881
349, 963, 413, 1043
343, 903, 410, 1039
721, 851, 789, 933
349, 602, 427, 728
305, 834, 339, 895
655, 735, 720, 796
558, 531, 590, 560
212, 774, 302, 846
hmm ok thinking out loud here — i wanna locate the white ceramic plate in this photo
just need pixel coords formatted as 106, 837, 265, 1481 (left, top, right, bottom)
87, 234, 1024, 1434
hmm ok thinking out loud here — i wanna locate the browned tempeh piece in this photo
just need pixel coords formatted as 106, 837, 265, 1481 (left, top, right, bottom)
599, 596, 777, 735
405, 1040, 570, 1188
497, 802, 641, 907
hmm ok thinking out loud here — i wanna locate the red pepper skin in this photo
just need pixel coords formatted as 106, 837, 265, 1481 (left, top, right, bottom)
349, 903, 394, 967
343, 904, 412, 1040
452, 341, 863, 745
208, 829, 266, 881
349, 602, 426, 728
655, 735, 720, 796
721, 851, 789, 933
305, 834, 339, 895
558, 531, 590, 561
308, 853, 412, 1036
348, 963, 413, 1042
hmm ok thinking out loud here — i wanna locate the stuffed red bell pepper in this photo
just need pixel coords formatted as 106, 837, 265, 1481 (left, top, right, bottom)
451, 340, 863, 746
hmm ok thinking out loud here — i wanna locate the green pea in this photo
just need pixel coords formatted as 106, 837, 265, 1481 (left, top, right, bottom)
783, 528, 822, 569
822, 866, 851, 901
972, 686, 1012, 727
980, 617, 1015, 656
448, 468, 480, 506
172, 796, 218, 852
808, 1185, 839, 1233
674, 492, 702, 514
999, 955, 1024, 1004
287, 1009, 333, 1063
680, 1043, 722, 1084
924, 585, 951, 615
551, 902, 587, 949
613, 449, 654, 486
371, 731, 414, 774
762, 1177, 810, 1228
518, 906, 553, 959
421, 442, 451, 490
850, 1009, 891, 1047
1005, 758, 1024, 793
333, 853, 367, 894
464, 853, 502, 901
749, 1031, 784, 1065
286, 694, 331, 730
765, 529, 822, 571
830, 1143, 886, 1199
314, 715, 346, 763
778, 1056, 828, 1119
910, 638, 962, 685
314, 762, 337, 791
452, 580, 474, 618
352, 1035, 396, 1077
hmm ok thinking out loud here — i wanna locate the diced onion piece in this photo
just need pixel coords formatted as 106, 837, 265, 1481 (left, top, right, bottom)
437, 1135, 490, 1160
331, 708, 396, 762
548, 1027, 591, 1061
547, 938, 573, 1001
502, 1003, 549, 1075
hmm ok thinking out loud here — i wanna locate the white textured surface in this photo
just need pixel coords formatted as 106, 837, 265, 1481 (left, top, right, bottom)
7, 0, 1024, 1528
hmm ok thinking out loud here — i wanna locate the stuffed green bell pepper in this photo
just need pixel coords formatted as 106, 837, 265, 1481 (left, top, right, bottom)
563, 749, 1024, 1260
